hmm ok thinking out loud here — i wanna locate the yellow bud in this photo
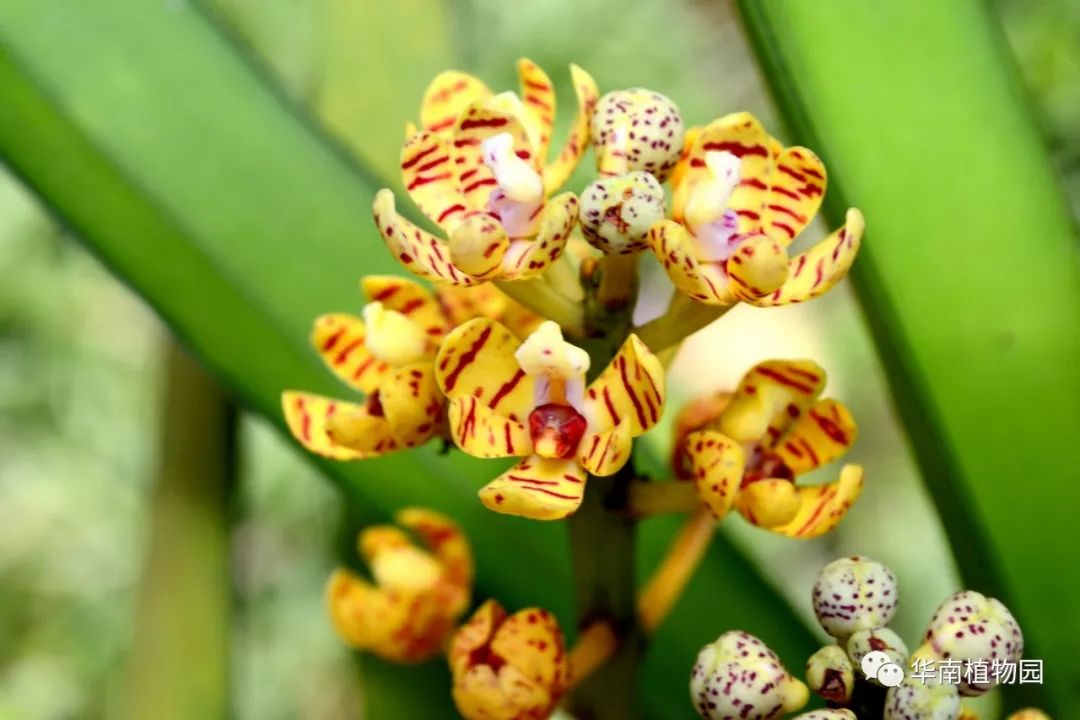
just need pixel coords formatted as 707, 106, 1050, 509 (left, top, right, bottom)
362, 302, 428, 366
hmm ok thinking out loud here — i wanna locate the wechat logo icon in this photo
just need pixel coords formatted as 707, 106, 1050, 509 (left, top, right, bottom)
861, 650, 905, 688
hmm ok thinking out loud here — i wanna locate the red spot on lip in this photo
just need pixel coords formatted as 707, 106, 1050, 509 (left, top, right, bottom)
528, 403, 587, 458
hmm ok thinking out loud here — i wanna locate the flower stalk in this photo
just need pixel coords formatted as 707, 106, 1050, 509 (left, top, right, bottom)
638, 508, 715, 635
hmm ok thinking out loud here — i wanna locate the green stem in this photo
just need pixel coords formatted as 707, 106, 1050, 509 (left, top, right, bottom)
634, 295, 733, 352
496, 278, 586, 337
566, 469, 643, 720
123, 340, 237, 720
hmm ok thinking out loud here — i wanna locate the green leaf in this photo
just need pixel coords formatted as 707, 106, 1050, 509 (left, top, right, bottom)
739, 1, 1080, 713
0, 0, 815, 715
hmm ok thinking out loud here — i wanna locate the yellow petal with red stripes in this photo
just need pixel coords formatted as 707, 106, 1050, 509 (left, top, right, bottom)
435, 283, 542, 339
577, 418, 632, 476
322, 399, 400, 456
478, 456, 587, 520
395, 507, 473, 614
775, 399, 858, 474
583, 334, 665, 437
543, 64, 599, 194
771, 464, 864, 539
736, 478, 801, 529
668, 124, 702, 191
516, 58, 555, 163
685, 430, 744, 520
762, 145, 826, 246
449, 212, 510, 279
673, 112, 773, 233
379, 362, 443, 448
420, 70, 491, 135
648, 220, 737, 305
718, 360, 826, 446
310, 314, 388, 394
373, 189, 478, 286
448, 395, 532, 458
435, 318, 534, 421
400, 131, 469, 233
726, 233, 790, 301
452, 104, 537, 211
500, 192, 578, 279
360, 275, 448, 341
490, 606, 569, 696
282, 392, 367, 460
749, 208, 864, 307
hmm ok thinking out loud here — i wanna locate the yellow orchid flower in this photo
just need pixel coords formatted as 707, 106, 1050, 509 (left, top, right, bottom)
326, 508, 473, 663
435, 319, 665, 520
674, 359, 864, 538
282, 276, 536, 460
449, 599, 569, 720
375, 59, 600, 286
648, 111, 865, 307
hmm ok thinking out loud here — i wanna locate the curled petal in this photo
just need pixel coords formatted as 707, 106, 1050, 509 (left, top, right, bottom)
490, 606, 569, 694
648, 220, 737, 305
310, 314, 388, 393
400, 131, 469, 233
449, 599, 505, 675
719, 359, 826, 445
726, 233, 790, 301
673, 112, 773, 233
396, 507, 473, 614
449, 212, 510, 279
373, 189, 477, 285
736, 478, 801, 529
361, 275, 449, 340
419, 70, 491, 135
771, 464, 864, 538
584, 334, 665, 437
762, 144, 826, 246
435, 318, 534, 420
452, 104, 537, 210
478, 456, 586, 520
775, 399, 858, 474
379, 363, 443, 448
516, 58, 555, 162
448, 395, 532, 458
685, 430, 745, 520
749, 208, 864, 307
282, 392, 367, 460
577, 418, 632, 476
499, 192, 578, 279
543, 64, 599, 194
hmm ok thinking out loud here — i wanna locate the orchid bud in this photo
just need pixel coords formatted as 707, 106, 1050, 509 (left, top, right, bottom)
690, 631, 808, 720
917, 590, 1023, 696
847, 626, 910, 685
884, 680, 961, 720
792, 712, 857, 720
580, 171, 667, 255
813, 556, 899, 639
806, 644, 855, 704
591, 88, 685, 181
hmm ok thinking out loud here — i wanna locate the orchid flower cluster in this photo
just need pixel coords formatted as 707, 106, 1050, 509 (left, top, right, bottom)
689, 556, 1043, 720
279, 59, 1044, 719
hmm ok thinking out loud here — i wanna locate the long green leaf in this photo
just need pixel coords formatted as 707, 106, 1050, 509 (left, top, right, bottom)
0, 1, 816, 715
739, 1, 1080, 713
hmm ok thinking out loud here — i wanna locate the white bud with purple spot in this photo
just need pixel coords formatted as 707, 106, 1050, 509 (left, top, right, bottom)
919, 590, 1023, 696
847, 626, 909, 685
812, 555, 899, 639
690, 630, 808, 720
792, 711, 857, 720
591, 89, 685, 182
580, 172, 666, 255
884, 680, 961, 720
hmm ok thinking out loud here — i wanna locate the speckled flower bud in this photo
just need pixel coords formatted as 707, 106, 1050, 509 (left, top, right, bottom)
847, 626, 909, 685
806, 645, 854, 704
813, 556, 899, 639
580, 171, 666, 254
884, 680, 961, 720
918, 590, 1023, 696
591, 89, 685, 182
690, 631, 808, 720
792, 712, 857, 720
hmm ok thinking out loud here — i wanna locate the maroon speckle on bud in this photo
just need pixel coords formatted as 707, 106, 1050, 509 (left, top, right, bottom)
529, 403, 588, 459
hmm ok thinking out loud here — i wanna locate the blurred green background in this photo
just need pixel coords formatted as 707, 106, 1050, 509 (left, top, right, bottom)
0, 0, 1077, 718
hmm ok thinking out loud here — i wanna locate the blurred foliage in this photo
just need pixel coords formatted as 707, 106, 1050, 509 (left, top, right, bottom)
0, 0, 1076, 718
